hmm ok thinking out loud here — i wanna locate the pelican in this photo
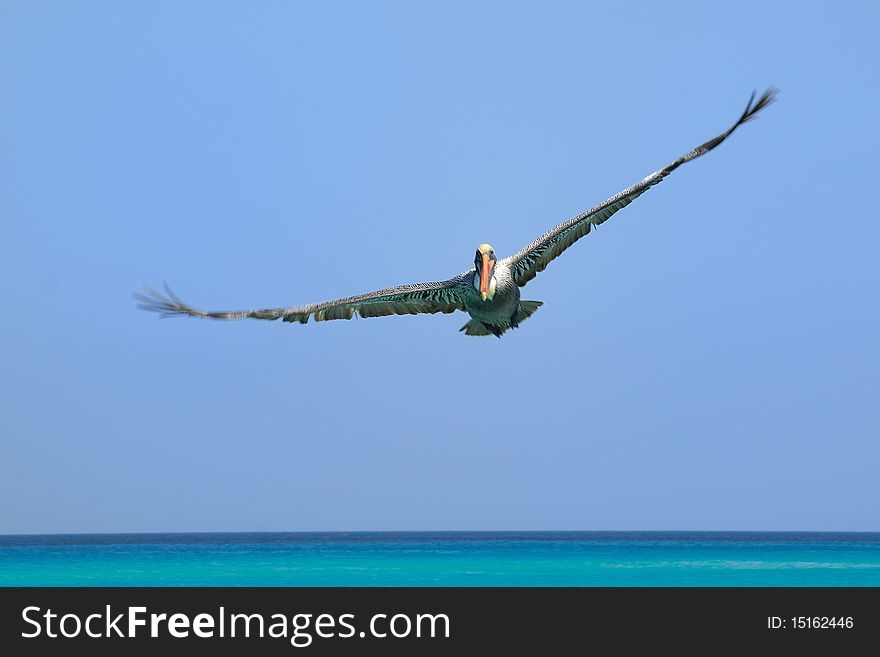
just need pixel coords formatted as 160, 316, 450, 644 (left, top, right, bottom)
137, 88, 776, 337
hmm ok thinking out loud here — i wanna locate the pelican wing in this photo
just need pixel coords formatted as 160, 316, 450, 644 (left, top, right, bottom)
135, 274, 471, 325
503, 88, 777, 287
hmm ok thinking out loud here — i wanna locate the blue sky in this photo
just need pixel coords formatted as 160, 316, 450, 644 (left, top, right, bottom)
2, 1, 878, 533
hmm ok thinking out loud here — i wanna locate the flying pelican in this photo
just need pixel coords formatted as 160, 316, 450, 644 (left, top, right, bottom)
137, 88, 776, 337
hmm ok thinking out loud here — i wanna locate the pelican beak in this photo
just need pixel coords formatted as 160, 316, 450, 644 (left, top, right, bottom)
480, 253, 492, 301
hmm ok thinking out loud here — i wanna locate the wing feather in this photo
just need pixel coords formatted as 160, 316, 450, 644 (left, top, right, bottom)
503, 87, 777, 287
135, 274, 471, 326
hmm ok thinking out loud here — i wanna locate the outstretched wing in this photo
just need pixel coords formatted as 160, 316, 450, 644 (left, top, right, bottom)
503, 87, 777, 287
135, 273, 471, 325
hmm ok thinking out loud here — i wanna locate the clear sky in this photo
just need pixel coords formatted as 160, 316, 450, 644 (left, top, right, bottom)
2, 1, 878, 534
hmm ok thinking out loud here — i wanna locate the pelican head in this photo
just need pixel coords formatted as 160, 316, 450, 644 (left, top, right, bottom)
474, 243, 497, 301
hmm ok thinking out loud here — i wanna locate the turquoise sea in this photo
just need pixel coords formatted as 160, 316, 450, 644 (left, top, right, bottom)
2, 532, 879, 586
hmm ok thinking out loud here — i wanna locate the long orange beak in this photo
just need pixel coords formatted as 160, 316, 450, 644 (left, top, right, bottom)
480, 254, 492, 300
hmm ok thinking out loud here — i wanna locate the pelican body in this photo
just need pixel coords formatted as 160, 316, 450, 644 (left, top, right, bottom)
138, 88, 776, 337
457, 244, 537, 337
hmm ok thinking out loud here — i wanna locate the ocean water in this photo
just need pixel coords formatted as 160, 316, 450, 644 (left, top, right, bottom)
1, 532, 879, 586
